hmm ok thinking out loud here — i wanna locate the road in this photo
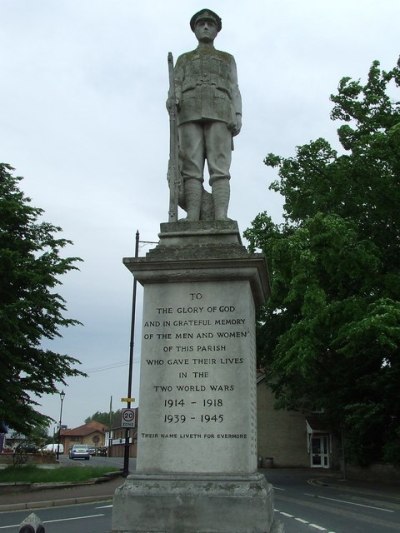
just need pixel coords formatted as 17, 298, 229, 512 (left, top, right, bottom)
0, 465, 399, 532
57, 454, 132, 471
267, 469, 400, 532
0, 501, 112, 533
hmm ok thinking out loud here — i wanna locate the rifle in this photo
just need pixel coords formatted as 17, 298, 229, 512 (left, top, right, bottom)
167, 52, 182, 222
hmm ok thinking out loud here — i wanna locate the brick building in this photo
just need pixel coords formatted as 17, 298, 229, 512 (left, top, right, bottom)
105, 427, 137, 458
257, 372, 339, 469
105, 408, 138, 457
60, 421, 107, 452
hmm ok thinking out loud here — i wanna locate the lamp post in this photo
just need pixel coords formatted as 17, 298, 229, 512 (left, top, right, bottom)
122, 232, 157, 477
56, 390, 65, 460
123, 231, 139, 477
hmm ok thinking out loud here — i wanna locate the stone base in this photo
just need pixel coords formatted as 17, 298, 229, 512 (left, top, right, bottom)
112, 472, 278, 533
143, 220, 248, 261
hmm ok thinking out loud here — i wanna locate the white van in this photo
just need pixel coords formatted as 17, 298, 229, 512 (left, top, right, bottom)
42, 443, 64, 454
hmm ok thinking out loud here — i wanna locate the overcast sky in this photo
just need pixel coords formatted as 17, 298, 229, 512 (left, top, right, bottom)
1, 0, 398, 432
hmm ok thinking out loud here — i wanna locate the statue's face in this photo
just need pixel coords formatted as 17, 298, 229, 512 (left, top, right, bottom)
194, 19, 218, 43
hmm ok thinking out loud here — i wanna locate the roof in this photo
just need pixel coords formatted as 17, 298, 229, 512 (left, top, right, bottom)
306, 416, 329, 433
60, 421, 107, 437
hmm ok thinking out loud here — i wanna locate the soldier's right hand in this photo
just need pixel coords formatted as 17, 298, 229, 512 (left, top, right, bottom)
166, 96, 180, 112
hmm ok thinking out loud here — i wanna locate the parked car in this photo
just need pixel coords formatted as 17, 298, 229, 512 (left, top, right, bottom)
69, 444, 90, 460
41, 443, 64, 454
95, 446, 108, 457
88, 447, 108, 456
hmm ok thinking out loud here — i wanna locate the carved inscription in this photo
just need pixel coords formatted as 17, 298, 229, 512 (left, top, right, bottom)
140, 289, 252, 443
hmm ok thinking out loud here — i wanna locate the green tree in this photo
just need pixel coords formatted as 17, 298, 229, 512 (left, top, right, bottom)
85, 410, 123, 428
29, 420, 52, 447
0, 164, 85, 435
245, 60, 400, 466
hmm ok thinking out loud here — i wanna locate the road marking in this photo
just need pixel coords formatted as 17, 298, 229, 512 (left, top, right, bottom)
295, 517, 309, 523
304, 493, 394, 513
275, 509, 336, 532
272, 485, 285, 491
0, 514, 104, 530
43, 513, 104, 524
96, 504, 113, 509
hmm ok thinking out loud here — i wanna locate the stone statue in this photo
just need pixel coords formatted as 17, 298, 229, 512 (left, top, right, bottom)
167, 9, 242, 222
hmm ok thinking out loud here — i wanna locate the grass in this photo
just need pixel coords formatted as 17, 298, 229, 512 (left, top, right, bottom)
0, 465, 117, 484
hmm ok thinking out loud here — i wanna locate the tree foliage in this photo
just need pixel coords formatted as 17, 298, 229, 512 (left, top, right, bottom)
85, 410, 124, 428
245, 60, 400, 465
0, 164, 85, 435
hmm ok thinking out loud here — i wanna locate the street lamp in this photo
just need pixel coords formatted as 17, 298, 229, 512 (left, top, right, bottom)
122, 231, 157, 477
123, 231, 139, 477
56, 390, 65, 460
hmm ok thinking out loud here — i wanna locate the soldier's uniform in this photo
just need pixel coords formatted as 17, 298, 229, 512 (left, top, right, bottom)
174, 47, 242, 185
170, 8, 242, 221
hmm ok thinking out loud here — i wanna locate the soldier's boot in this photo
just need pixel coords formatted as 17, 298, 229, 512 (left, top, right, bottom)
183, 178, 202, 221
212, 179, 230, 220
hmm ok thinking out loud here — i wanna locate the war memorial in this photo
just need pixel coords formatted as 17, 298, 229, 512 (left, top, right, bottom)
112, 9, 283, 532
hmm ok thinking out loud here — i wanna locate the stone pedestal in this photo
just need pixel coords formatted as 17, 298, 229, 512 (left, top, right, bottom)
113, 473, 274, 533
112, 221, 281, 533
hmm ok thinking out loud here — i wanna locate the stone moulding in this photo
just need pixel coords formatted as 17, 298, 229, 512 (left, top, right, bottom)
123, 221, 271, 306
123, 255, 270, 308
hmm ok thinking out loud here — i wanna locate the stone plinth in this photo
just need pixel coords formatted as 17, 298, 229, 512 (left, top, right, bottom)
112, 221, 280, 533
113, 473, 274, 533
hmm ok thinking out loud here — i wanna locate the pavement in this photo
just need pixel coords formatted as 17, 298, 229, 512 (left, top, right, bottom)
0, 475, 125, 512
304, 469, 400, 501
0, 469, 399, 513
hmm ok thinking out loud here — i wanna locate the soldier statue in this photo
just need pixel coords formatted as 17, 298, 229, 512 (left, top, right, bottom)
167, 9, 242, 222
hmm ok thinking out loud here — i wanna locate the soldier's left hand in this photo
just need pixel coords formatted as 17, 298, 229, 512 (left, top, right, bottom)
231, 114, 242, 136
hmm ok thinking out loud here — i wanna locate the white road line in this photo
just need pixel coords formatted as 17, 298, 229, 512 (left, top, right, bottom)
43, 513, 104, 524
96, 504, 113, 508
305, 493, 394, 512
0, 514, 104, 530
272, 485, 285, 491
276, 510, 336, 532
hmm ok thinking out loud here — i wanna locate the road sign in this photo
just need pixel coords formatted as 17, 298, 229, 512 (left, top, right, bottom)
121, 397, 135, 403
121, 408, 136, 428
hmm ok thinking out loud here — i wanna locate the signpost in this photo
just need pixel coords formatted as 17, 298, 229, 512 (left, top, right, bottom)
121, 408, 136, 428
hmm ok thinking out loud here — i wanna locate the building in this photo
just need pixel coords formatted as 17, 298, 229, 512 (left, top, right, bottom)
60, 421, 107, 452
105, 427, 137, 458
106, 408, 138, 457
257, 372, 339, 469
